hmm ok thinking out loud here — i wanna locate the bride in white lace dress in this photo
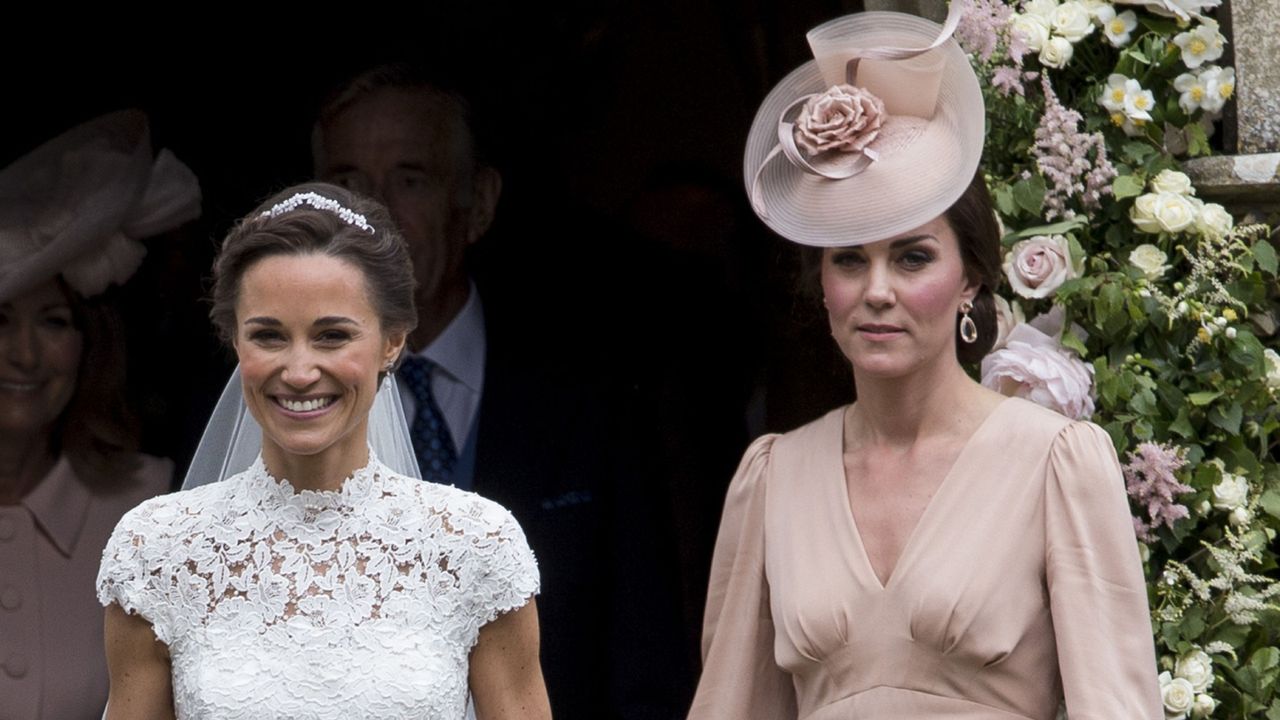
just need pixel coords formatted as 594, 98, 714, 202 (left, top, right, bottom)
96, 184, 549, 720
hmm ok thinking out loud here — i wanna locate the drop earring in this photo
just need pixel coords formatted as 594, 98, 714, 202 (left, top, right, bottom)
958, 300, 978, 344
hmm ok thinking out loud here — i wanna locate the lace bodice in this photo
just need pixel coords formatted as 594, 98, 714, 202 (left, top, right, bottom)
97, 454, 539, 720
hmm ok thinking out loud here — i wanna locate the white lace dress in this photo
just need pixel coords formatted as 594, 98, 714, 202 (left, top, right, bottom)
96, 453, 539, 720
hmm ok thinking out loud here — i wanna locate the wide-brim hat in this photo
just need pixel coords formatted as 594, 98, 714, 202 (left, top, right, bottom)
0, 110, 202, 303
744, 7, 985, 247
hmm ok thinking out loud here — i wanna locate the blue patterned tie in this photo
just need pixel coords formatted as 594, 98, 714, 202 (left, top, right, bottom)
398, 356, 458, 485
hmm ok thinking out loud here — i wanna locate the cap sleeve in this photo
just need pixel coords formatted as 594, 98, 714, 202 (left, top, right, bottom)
1045, 421, 1162, 719
689, 434, 797, 720
95, 499, 182, 644
469, 500, 540, 630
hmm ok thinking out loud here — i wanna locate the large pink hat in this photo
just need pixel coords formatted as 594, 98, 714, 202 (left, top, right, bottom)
0, 110, 202, 303
744, 7, 985, 247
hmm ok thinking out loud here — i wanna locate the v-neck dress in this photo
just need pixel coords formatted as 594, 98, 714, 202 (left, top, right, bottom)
689, 398, 1162, 719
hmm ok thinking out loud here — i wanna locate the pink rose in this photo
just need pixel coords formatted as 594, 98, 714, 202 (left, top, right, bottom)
992, 295, 1026, 351
794, 84, 886, 156
1003, 234, 1079, 299
981, 323, 1095, 419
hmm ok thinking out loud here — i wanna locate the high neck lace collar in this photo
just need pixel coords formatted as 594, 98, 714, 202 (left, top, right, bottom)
245, 451, 381, 511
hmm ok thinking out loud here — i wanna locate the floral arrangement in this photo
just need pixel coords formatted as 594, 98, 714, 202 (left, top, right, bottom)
954, 0, 1280, 715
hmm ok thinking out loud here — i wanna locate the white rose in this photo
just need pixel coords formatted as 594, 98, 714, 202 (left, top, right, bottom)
1012, 13, 1053, 52
1229, 506, 1251, 526
981, 323, 1095, 420
1150, 169, 1195, 195
1192, 693, 1216, 718
1263, 348, 1280, 389
992, 295, 1026, 351
1052, 1, 1095, 41
1211, 472, 1248, 510
1147, 192, 1198, 233
1040, 36, 1075, 69
1160, 671, 1195, 719
1195, 202, 1233, 237
1128, 243, 1170, 279
1024, 0, 1062, 21
1174, 650, 1214, 692
1003, 234, 1078, 299
1130, 192, 1163, 233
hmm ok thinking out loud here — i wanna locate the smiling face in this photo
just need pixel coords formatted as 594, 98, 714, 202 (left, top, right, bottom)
0, 280, 84, 443
234, 253, 405, 465
821, 214, 979, 380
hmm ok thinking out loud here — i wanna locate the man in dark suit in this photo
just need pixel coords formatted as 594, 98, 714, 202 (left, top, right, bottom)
311, 65, 687, 719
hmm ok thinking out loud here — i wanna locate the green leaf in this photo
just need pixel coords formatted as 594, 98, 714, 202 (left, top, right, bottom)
1261, 489, 1280, 521
1266, 702, 1280, 720
995, 185, 1017, 218
1228, 331, 1265, 373
1129, 388, 1158, 415
1188, 391, 1222, 406
1169, 407, 1195, 439
1181, 604, 1206, 639
1254, 240, 1279, 276
1251, 647, 1280, 673
1122, 141, 1156, 164
1113, 174, 1145, 200
1061, 330, 1089, 357
1013, 175, 1047, 216
1209, 403, 1243, 434
1185, 121, 1211, 157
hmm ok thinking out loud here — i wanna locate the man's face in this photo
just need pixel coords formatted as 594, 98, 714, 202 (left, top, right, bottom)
316, 88, 475, 320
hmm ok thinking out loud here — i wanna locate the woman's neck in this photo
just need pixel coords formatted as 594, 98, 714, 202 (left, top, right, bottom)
848, 357, 995, 449
259, 425, 371, 492
0, 432, 58, 504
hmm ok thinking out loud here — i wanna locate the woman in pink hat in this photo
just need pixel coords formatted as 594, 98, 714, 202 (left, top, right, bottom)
690, 8, 1162, 719
0, 110, 201, 720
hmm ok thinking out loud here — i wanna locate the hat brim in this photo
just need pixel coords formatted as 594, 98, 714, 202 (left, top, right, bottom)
744, 12, 986, 247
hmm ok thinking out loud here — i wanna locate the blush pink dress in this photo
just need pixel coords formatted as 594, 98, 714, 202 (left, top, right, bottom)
689, 397, 1162, 719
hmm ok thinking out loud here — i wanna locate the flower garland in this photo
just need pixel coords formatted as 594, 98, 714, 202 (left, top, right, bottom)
954, 0, 1280, 715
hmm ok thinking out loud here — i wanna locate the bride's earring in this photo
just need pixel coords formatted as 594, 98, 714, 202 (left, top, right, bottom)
958, 300, 978, 344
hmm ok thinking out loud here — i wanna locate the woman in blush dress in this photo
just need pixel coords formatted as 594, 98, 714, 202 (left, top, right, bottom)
97, 183, 549, 720
0, 110, 198, 720
688, 7, 1162, 719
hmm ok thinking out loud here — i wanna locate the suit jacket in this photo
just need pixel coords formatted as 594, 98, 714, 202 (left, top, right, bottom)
463, 288, 688, 720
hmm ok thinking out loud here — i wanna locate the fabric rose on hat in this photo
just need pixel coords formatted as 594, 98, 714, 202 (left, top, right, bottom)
1003, 234, 1080, 299
794, 84, 886, 156
981, 321, 1095, 420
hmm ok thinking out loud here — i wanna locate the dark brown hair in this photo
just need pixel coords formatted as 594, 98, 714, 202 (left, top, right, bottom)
58, 283, 142, 486
798, 172, 1002, 364
209, 182, 418, 348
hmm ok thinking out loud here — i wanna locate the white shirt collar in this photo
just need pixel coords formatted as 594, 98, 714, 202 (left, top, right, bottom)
418, 281, 485, 392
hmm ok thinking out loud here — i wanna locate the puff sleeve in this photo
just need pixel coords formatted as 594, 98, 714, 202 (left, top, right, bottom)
1045, 421, 1162, 719
688, 434, 798, 720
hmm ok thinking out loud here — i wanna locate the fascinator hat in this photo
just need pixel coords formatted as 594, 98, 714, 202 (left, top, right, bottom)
745, 4, 985, 247
0, 110, 201, 303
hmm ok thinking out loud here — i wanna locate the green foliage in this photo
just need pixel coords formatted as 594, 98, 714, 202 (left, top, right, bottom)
969, 1, 1278, 715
